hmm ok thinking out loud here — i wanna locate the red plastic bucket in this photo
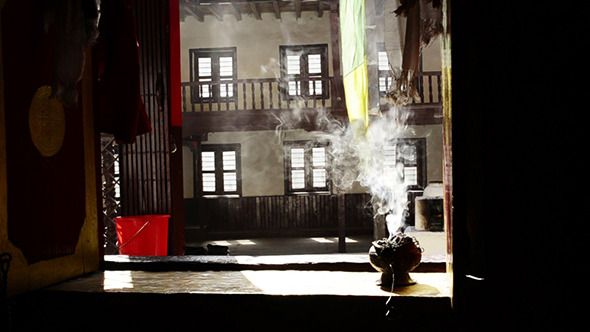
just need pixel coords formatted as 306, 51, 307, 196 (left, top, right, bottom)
115, 215, 170, 256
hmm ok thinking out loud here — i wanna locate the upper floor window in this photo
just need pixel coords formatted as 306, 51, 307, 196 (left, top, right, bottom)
383, 138, 427, 189
189, 47, 237, 102
377, 43, 393, 95
280, 44, 329, 99
284, 141, 330, 194
199, 144, 241, 197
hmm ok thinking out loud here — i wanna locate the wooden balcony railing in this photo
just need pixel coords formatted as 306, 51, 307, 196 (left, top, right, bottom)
413, 71, 443, 104
181, 77, 334, 113
181, 71, 442, 114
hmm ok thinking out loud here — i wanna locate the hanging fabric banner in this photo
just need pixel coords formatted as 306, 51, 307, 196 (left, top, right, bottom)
340, 0, 369, 130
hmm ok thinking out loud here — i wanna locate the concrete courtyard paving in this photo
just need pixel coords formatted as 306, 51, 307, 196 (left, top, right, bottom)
190, 231, 446, 258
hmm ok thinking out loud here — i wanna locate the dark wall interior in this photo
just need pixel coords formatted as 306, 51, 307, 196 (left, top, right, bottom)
450, 2, 579, 330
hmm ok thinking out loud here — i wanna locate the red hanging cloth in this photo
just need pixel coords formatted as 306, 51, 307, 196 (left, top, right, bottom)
94, 0, 151, 144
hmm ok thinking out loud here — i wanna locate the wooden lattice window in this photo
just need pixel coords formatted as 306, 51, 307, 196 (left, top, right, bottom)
199, 144, 241, 197
189, 47, 237, 103
284, 141, 330, 195
383, 138, 427, 189
280, 44, 329, 99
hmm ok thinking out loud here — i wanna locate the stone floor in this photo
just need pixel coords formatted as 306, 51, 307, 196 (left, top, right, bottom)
186, 231, 446, 257
101, 231, 446, 272
55, 231, 449, 299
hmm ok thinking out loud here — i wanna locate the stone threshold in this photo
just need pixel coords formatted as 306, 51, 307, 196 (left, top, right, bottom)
101, 253, 446, 273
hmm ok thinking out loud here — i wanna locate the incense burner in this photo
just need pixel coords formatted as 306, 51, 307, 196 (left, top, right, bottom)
369, 233, 423, 289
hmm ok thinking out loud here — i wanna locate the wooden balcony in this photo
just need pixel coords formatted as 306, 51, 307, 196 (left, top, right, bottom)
182, 77, 336, 112
182, 72, 443, 137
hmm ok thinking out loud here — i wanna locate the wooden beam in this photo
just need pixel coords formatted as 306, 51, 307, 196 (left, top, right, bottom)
181, 103, 442, 137
209, 3, 224, 21
249, 2, 262, 20
230, 0, 242, 21
184, 5, 204, 22
272, 0, 281, 19
182, 108, 349, 137
180, 0, 336, 21
294, 0, 301, 18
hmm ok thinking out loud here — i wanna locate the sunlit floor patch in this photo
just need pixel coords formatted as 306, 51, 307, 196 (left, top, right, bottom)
236, 239, 256, 245
211, 240, 232, 246
103, 270, 134, 290
199, 236, 373, 256
311, 237, 334, 243
311, 237, 358, 243
49, 270, 449, 297
240, 270, 449, 296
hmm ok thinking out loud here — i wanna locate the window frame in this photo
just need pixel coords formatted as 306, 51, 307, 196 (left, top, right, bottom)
279, 44, 330, 100
384, 138, 428, 190
198, 144, 242, 198
189, 47, 237, 103
284, 141, 331, 195
377, 43, 428, 98
377, 43, 393, 96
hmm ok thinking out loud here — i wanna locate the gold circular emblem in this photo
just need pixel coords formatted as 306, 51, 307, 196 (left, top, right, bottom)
29, 86, 66, 157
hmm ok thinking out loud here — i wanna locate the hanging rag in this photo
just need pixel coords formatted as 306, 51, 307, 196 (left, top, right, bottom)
387, 0, 443, 106
42, 0, 99, 107
94, 0, 151, 144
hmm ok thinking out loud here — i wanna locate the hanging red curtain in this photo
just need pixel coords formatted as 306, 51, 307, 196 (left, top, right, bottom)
94, 0, 152, 144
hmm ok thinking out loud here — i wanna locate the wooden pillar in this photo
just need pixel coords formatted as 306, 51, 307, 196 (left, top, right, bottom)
330, 0, 345, 110
168, 0, 185, 255
329, 0, 346, 253
337, 193, 346, 253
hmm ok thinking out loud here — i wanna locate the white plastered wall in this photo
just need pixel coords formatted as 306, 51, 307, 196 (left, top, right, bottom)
180, 6, 443, 199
